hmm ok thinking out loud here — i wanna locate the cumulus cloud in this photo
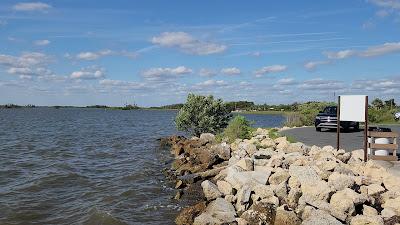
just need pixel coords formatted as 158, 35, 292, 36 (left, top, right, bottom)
324, 42, 400, 60
304, 60, 330, 70
34, 39, 50, 46
13, 2, 52, 11
199, 68, 217, 77
0, 52, 56, 79
70, 66, 106, 80
141, 66, 192, 81
75, 49, 137, 60
151, 32, 227, 55
254, 65, 287, 77
220, 67, 241, 75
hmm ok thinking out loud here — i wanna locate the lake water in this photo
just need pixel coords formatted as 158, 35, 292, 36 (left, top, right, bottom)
0, 108, 284, 225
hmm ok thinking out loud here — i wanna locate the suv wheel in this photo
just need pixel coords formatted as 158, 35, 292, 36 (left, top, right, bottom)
316, 127, 322, 132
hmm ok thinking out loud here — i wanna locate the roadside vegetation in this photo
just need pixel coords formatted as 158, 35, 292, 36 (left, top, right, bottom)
217, 115, 254, 143
284, 98, 399, 127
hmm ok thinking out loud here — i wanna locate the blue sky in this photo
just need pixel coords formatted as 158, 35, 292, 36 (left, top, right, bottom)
0, 0, 400, 106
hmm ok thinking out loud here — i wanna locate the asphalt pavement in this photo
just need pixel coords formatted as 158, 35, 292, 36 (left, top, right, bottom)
280, 125, 400, 153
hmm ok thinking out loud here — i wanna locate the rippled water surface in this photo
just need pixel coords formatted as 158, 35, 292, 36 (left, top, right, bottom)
0, 108, 284, 225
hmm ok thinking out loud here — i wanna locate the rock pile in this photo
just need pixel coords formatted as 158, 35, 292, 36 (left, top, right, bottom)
163, 128, 400, 225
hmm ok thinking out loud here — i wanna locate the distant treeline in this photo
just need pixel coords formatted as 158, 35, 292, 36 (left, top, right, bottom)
150, 103, 184, 110
151, 101, 298, 111
0, 104, 35, 108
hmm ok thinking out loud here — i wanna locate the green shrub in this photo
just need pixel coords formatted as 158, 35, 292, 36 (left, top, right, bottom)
175, 94, 232, 136
222, 115, 253, 143
368, 108, 396, 123
284, 101, 334, 127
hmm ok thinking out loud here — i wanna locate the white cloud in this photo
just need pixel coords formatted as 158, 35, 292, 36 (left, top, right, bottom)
298, 78, 345, 90
359, 42, 400, 57
0, 20, 7, 26
75, 49, 137, 60
70, 67, 106, 80
369, 0, 400, 11
220, 67, 241, 75
324, 42, 400, 60
151, 32, 227, 55
99, 79, 146, 90
194, 79, 227, 88
34, 39, 50, 46
13, 2, 52, 11
142, 66, 192, 81
324, 49, 356, 59
277, 78, 296, 85
376, 9, 390, 17
199, 68, 217, 77
304, 60, 330, 70
254, 65, 287, 77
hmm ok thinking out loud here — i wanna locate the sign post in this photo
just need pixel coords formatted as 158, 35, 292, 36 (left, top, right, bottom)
337, 95, 368, 162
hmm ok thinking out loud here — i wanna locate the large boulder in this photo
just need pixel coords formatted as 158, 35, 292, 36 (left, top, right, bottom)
201, 180, 222, 200
274, 205, 301, 225
175, 202, 206, 225
225, 168, 271, 189
210, 143, 231, 161
350, 215, 384, 225
268, 169, 290, 185
302, 209, 343, 225
193, 198, 236, 225
238, 142, 257, 156
330, 188, 368, 221
328, 172, 355, 191
199, 133, 215, 143
382, 196, 400, 216
216, 180, 233, 196
235, 158, 253, 171
284, 142, 307, 154
240, 201, 276, 225
260, 138, 276, 148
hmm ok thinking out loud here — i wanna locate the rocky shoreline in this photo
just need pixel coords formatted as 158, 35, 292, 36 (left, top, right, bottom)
161, 128, 400, 225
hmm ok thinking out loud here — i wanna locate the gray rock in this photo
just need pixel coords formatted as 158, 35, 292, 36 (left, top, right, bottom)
200, 133, 215, 143
302, 209, 343, 225
201, 180, 222, 200
328, 172, 355, 191
193, 198, 236, 225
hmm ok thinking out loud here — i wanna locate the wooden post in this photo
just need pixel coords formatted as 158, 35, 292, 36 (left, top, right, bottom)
337, 96, 341, 151
364, 96, 369, 162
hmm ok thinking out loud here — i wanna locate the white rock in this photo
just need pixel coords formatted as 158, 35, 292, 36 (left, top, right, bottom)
193, 198, 236, 225
217, 180, 233, 196
328, 172, 355, 191
350, 215, 384, 225
268, 169, 290, 185
363, 205, 378, 216
236, 158, 253, 171
330, 188, 368, 221
302, 209, 343, 225
382, 196, 400, 216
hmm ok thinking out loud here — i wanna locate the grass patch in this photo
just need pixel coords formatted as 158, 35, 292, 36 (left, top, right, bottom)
267, 128, 297, 143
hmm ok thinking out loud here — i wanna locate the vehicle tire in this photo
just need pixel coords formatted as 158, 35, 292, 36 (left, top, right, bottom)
316, 127, 322, 132
354, 123, 360, 131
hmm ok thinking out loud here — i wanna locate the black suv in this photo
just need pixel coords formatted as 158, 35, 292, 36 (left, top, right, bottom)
315, 106, 359, 132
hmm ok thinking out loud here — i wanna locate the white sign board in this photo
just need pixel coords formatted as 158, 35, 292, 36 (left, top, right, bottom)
339, 95, 366, 122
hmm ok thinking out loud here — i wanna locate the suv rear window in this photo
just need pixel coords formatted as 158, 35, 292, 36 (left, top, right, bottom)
323, 106, 337, 114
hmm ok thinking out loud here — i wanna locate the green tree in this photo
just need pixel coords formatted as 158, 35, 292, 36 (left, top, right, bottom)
372, 98, 384, 110
175, 94, 232, 136
384, 99, 396, 109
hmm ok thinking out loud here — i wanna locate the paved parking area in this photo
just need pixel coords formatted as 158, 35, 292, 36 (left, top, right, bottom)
280, 125, 400, 153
